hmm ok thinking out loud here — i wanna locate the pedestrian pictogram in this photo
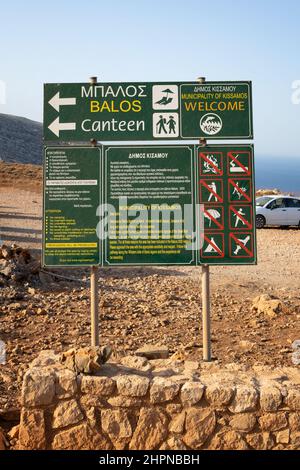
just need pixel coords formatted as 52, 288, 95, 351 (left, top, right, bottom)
229, 178, 252, 202
152, 85, 179, 110
201, 233, 225, 258
201, 206, 224, 230
229, 205, 253, 230
153, 113, 179, 138
200, 179, 223, 203
228, 151, 251, 176
200, 152, 223, 176
229, 232, 254, 258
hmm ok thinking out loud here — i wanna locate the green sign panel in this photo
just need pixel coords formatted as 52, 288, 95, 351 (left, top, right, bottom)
43, 147, 100, 266
198, 145, 256, 265
42, 144, 256, 267
44, 81, 253, 141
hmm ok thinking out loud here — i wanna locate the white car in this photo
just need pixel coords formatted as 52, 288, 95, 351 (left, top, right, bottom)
256, 195, 300, 228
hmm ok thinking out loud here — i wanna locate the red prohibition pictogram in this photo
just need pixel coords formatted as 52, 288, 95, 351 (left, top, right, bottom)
199, 152, 223, 176
228, 178, 252, 203
201, 206, 224, 230
229, 232, 254, 258
200, 179, 224, 203
228, 151, 251, 176
201, 233, 225, 258
229, 205, 253, 230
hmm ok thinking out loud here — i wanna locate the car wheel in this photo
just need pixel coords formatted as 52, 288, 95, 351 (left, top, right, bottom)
256, 215, 266, 229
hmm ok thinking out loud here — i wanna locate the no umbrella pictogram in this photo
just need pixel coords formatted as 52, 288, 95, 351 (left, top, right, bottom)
228, 178, 252, 203
229, 232, 254, 258
229, 205, 253, 230
200, 152, 223, 176
201, 206, 224, 230
228, 151, 251, 176
201, 233, 225, 259
200, 179, 224, 203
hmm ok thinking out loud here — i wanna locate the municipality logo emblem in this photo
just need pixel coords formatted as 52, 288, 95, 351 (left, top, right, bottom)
200, 113, 223, 135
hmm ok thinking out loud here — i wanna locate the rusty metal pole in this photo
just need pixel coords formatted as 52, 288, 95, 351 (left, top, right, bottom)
90, 76, 99, 347
198, 76, 212, 362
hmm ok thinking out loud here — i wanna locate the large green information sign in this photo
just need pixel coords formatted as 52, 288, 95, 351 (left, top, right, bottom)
43, 147, 100, 266
103, 145, 196, 266
44, 81, 252, 141
42, 144, 256, 267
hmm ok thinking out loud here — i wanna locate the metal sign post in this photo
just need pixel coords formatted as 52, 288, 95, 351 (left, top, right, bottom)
198, 76, 212, 362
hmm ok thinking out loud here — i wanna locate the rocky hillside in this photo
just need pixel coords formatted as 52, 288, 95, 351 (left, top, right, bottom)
0, 114, 42, 165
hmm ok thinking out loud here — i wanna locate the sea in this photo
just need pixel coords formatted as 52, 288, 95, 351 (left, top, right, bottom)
255, 155, 300, 195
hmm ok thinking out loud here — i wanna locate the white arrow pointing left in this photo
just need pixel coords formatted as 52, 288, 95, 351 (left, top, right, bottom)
48, 117, 76, 137
48, 92, 76, 112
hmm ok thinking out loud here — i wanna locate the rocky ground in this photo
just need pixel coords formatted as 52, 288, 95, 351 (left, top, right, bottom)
0, 163, 300, 428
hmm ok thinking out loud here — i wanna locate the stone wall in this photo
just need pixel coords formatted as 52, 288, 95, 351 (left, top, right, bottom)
14, 351, 300, 450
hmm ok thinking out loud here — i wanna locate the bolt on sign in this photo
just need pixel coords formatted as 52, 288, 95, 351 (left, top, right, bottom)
42, 144, 256, 267
198, 144, 256, 265
44, 81, 253, 141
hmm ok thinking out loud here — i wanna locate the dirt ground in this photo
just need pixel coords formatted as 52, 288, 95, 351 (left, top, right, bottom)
0, 162, 300, 417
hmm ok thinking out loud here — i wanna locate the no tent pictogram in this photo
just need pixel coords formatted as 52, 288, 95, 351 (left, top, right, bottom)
228, 151, 251, 176
199, 152, 223, 176
228, 178, 252, 203
201, 233, 225, 259
229, 232, 254, 258
200, 179, 224, 203
229, 205, 253, 230
201, 206, 224, 230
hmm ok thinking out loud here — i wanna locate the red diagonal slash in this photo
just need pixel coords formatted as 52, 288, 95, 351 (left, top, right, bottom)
231, 206, 252, 229
203, 234, 223, 256
229, 179, 251, 202
228, 152, 250, 175
201, 180, 223, 203
230, 233, 253, 256
202, 208, 224, 229
200, 153, 222, 175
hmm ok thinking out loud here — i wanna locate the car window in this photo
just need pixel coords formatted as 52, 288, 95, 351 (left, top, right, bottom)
267, 198, 285, 209
286, 198, 300, 208
256, 197, 273, 207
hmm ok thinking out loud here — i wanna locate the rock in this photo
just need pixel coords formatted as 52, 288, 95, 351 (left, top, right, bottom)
276, 429, 290, 444
161, 436, 188, 450
107, 396, 143, 408
252, 294, 287, 318
209, 430, 248, 450
60, 346, 112, 374
135, 345, 169, 360
229, 413, 256, 432
52, 399, 84, 429
101, 409, 132, 450
52, 423, 111, 450
129, 407, 168, 450
8, 425, 19, 440
165, 404, 183, 416
259, 413, 288, 431
285, 388, 300, 410
81, 375, 116, 396
55, 369, 77, 399
116, 375, 150, 397
228, 385, 258, 413
183, 408, 216, 449
150, 377, 181, 403
169, 411, 186, 434
30, 350, 59, 368
0, 430, 6, 450
19, 410, 46, 450
180, 381, 204, 406
246, 432, 274, 450
260, 385, 282, 411
289, 413, 300, 432
22, 368, 55, 407
120, 356, 152, 371
205, 383, 235, 407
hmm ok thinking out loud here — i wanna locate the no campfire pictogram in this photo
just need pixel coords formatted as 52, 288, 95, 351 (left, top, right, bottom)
229, 232, 254, 257
228, 151, 251, 176
200, 152, 223, 176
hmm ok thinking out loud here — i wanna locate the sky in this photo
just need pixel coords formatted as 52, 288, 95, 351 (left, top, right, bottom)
0, 0, 300, 158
